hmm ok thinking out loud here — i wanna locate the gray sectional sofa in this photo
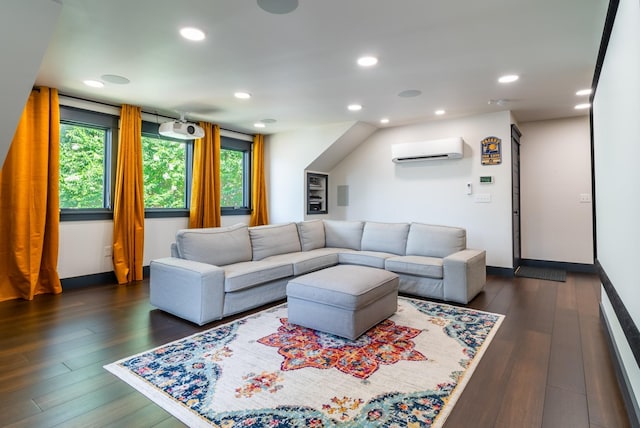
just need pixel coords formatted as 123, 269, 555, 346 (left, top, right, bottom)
150, 219, 486, 325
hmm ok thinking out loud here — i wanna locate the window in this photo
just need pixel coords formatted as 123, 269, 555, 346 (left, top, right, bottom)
59, 106, 117, 220
141, 122, 192, 217
59, 104, 252, 220
221, 136, 251, 215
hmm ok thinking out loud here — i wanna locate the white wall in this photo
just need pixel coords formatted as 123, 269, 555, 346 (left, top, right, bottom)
328, 111, 514, 268
265, 121, 355, 223
592, 0, 640, 412
519, 116, 594, 264
58, 215, 248, 279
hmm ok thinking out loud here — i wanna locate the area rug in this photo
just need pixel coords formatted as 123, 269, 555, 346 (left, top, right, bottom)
105, 297, 503, 427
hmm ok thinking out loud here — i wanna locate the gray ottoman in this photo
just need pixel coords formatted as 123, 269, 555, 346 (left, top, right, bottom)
286, 265, 399, 340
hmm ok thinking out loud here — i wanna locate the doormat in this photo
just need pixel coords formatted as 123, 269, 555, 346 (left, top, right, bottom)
516, 266, 567, 282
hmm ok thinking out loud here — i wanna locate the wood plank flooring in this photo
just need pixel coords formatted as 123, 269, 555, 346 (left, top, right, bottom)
0, 273, 630, 427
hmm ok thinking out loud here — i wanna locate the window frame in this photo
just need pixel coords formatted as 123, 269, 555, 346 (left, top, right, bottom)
220, 136, 252, 216
141, 121, 193, 219
59, 105, 118, 222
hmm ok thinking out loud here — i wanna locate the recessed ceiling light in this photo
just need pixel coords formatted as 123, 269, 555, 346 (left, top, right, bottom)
435, 109, 446, 115
234, 92, 252, 99
357, 56, 378, 67
398, 89, 422, 98
380, 118, 390, 124
576, 88, 592, 96
262, 118, 277, 124
257, 0, 299, 14
498, 74, 519, 83
83, 80, 104, 88
180, 27, 205, 41
101, 74, 130, 85
254, 122, 266, 128
575, 103, 591, 110
347, 104, 362, 111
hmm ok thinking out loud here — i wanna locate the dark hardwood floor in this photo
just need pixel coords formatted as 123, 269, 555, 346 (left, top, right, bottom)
0, 273, 630, 427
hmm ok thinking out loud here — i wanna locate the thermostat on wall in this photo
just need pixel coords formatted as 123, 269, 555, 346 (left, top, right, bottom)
479, 176, 494, 184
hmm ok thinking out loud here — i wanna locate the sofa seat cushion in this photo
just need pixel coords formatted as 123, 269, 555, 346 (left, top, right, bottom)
385, 255, 443, 279
223, 260, 293, 292
338, 250, 396, 269
263, 248, 340, 276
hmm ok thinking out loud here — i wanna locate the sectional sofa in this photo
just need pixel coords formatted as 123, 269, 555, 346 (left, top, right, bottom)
150, 219, 486, 325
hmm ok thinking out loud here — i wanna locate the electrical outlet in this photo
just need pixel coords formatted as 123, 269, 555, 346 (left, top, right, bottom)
103, 245, 112, 258
579, 193, 592, 203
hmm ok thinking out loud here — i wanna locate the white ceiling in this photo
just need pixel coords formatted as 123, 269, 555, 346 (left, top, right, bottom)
35, 0, 609, 135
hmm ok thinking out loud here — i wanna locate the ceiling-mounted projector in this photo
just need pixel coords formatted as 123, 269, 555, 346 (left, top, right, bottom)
159, 120, 205, 140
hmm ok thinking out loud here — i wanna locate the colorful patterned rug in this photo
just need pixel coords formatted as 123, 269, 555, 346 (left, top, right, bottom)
105, 297, 503, 427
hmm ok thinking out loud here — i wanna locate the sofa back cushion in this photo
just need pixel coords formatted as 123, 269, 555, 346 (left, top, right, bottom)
324, 220, 364, 250
176, 223, 252, 266
406, 223, 466, 258
297, 220, 325, 251
249, 223, 302, 260
361, 222, 410, 255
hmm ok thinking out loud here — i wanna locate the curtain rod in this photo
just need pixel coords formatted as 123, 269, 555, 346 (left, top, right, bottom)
58, 93, 255, 137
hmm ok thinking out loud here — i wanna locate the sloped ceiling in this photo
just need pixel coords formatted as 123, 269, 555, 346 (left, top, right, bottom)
0, 0, 61, 167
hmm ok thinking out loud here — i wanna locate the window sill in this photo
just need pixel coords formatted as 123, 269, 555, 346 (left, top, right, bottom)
221, 208, 251, 216
60, 209, 113, 222
145, 209, 190, 219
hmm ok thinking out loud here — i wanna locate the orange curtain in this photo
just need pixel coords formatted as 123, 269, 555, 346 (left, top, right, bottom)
112, 104, 144, 284
249, 134, 269, 226
0, 87, 62, 301
189, 122, 221, 228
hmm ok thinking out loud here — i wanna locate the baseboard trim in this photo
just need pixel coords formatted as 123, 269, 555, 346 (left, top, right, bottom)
600, 304, 640, 428
597, 260, 640, 369
486, 266, 514, 277
61, 266, 150, 289
61, 271, 118, 289
519, 258, 596, 273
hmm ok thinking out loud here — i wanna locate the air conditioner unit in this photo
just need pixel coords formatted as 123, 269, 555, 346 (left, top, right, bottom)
391, 137, 464, 163
159, 120, 205, 140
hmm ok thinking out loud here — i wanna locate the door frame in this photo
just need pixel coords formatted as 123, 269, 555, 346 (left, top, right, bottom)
511, 124, 522, 273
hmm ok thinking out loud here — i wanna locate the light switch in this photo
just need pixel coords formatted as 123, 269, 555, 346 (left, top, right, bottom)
474, 193, 491, 203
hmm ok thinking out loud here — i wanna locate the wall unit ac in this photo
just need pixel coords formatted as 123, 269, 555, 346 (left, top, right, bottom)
391, 137, 464, 163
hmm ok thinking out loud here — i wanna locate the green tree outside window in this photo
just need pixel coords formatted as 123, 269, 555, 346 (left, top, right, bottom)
221, 148, 244, 208
59, 123, 106, 209
142, 136, 187, 209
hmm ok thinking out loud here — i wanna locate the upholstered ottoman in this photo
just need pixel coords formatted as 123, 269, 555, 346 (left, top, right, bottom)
286, 265, 399, 340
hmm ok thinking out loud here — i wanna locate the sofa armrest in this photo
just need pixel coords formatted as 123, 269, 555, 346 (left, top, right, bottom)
443, 249, 486, 303
150, 257, 226, 325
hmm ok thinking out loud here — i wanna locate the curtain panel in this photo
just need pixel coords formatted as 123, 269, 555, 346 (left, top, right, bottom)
189, 122, 221, 228
112, 104, 144, 284
249, 133, 269, 226
0, 87, 62, 301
